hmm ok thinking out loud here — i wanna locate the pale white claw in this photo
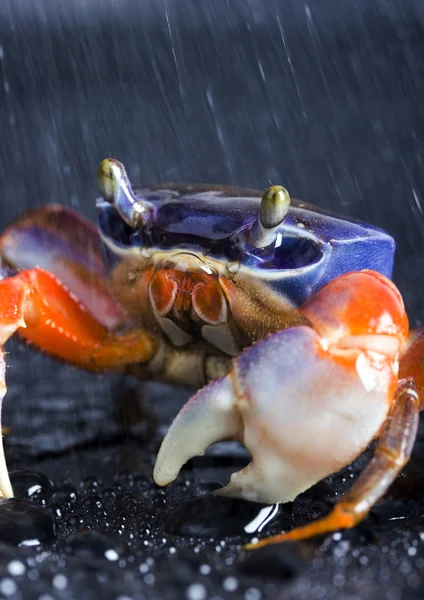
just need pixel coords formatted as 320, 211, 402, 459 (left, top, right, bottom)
0, 436, 13, 498
154, 325, 394, 505
153, 375, 240, 487
0, 352, 13, 498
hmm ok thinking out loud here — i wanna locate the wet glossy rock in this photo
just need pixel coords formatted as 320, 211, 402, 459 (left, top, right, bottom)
65, 529, 128, 561
240, 543, 313, 581
369, 499, 422, 523
165, 495, 288, 538
0, 498, 55, 546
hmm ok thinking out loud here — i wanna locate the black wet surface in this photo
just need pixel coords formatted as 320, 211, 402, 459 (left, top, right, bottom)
1, 0, 424, 598
0, 360, 424, 600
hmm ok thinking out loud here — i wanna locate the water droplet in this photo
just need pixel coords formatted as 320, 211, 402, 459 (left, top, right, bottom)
80, 477, 100, 494
81, 496, 104, 512
100, 488, 117, 507
105, 548, 119, 561
223, 576, 238, 591
65, 514, 86, 530
7, 560, 25, 576
49, 504, 63, 520
51, 484, 78, 509
52, 574, 68, 590
10, 471, 53, 505
0, 578, 17, 596
245, 588, 262, 600
115, 494, 139, 516
186, 583, 207, 600
199, 564, 211, 575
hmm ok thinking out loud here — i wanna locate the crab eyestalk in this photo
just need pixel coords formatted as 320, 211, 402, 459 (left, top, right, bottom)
97, 158, 155, 227
250, 185, 291, 248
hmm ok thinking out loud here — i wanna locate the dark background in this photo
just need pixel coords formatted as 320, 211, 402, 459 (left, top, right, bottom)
1, 1, 424, 599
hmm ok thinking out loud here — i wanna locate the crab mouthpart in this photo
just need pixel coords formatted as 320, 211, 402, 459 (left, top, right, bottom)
153, 375, 241, 487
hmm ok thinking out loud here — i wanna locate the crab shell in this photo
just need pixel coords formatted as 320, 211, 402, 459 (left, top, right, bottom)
0, 171, 395, 383
95, 180, 395, 375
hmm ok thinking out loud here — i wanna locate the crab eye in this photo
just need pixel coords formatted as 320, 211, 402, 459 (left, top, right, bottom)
97, 158, 125, 204
97, 158, 155, 228
250, 185, 291, 248
260, 186, 290, 229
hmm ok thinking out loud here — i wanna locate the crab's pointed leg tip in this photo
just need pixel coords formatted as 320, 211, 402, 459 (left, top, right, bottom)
243, 528, 312, 551
0, 438, 13, 499
244, 536, 271, 551
0, 370, 12, 499
153, 375, 239, 488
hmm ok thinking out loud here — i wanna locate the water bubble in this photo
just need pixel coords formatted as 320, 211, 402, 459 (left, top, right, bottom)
105, 549, 120, 561
65, 514, 86, 530
7, 560, 25, 576
186, 583, 207, 600
199, 564, 211, 575
81, 477, 100, 494
10, 471, 53, 505
52, 574, 68, 590
245, 588, 261, 600
0, 578, 17, 596
51, 484, 78, 509
115, 494, 139, 516
223, 576, 238, 592
144, 573, 155, 585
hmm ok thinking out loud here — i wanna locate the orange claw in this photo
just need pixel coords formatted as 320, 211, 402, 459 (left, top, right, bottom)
0, 267, 158, 371
301, 269, 408, 347
0, 266, 160, 499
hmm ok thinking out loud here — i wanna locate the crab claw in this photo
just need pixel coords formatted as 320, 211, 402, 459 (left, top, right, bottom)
0, 351, 12, 498
154, 377, 241, 487
154, 271, 407, 504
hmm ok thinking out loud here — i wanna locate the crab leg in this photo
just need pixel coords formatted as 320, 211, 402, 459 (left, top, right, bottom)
0, 267, 159, 497
0, 351, 12, 497
0, 268, 158, 371
400, 328, 424, 406
0, 204, 125, 329
245, 378, 420, 549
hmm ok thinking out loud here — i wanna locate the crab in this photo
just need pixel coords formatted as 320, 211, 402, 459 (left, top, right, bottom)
0, 159, 422, 550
